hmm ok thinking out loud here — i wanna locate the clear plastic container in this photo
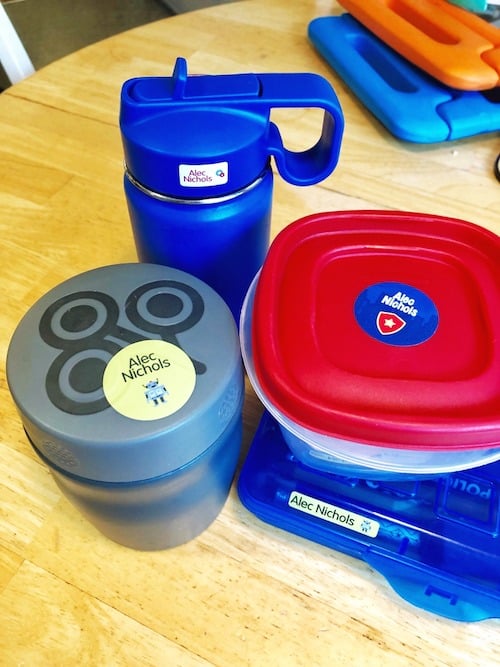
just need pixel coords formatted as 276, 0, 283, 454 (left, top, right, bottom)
241, 228, 500, 479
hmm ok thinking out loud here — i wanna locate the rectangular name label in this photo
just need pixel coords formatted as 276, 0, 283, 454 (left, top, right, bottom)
288, 491, 380, 538
179, 162, 228, 187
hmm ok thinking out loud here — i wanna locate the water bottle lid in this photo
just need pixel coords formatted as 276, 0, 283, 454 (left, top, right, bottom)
120, 57, 344, 198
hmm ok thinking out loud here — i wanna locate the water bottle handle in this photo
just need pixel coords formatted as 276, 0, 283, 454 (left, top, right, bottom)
259, 72, 344, 185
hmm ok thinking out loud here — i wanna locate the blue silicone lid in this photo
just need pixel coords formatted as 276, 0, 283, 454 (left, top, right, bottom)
308, 14, 500, 143
238, 411, 500, 621
120, 57, 344, 198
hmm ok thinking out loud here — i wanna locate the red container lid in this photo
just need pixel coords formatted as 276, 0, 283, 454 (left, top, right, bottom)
252, 211, 500, 450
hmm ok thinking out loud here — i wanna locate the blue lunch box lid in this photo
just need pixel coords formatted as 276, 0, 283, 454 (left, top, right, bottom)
308, 14, 500, 143
6, 263, 243, 483
238, 411, 500, 622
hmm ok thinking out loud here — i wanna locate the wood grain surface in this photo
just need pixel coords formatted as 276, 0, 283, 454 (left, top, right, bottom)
1, 1, 499, 665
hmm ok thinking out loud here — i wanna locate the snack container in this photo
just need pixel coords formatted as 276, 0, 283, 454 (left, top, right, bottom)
240, 211, 500, 478
7, 263, 244, 550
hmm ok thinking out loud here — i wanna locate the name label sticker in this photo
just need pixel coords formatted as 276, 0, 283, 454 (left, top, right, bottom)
288, 491, 380, 538
354, 281, 439, 346
179, 162, 228, 187
103, 340, 196, 421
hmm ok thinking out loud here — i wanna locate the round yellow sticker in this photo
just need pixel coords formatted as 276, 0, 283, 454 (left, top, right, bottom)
102, 340, 196, 421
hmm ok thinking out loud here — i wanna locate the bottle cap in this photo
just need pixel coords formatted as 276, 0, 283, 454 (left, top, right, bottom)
120, 57, 344, 198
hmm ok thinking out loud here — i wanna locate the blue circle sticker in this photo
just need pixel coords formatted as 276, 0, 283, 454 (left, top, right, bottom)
354, 282, 438, 346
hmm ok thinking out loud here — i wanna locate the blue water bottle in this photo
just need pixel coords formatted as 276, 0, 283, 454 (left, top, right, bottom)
120, 57, 344, 320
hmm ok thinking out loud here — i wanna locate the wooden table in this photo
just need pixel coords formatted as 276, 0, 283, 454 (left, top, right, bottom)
1, 1, 499, 664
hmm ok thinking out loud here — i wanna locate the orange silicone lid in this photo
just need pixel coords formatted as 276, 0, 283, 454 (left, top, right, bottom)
337, 0, 500, 90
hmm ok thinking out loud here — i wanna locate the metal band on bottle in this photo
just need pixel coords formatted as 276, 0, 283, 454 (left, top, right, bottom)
124, 164, 267, 204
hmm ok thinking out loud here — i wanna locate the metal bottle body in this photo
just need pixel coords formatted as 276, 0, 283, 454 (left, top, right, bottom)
124, 166, 273, 320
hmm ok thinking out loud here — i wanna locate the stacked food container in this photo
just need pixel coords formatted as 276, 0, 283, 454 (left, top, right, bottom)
238, 210, 500, 621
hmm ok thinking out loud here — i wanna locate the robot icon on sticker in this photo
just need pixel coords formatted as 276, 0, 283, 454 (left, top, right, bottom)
144, 379, 169, 406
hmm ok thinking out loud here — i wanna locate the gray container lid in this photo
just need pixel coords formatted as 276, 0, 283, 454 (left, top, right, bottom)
7, 264, 243, 482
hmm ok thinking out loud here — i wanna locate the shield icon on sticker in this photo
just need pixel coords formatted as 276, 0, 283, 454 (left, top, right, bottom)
376, 311, 406, 335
